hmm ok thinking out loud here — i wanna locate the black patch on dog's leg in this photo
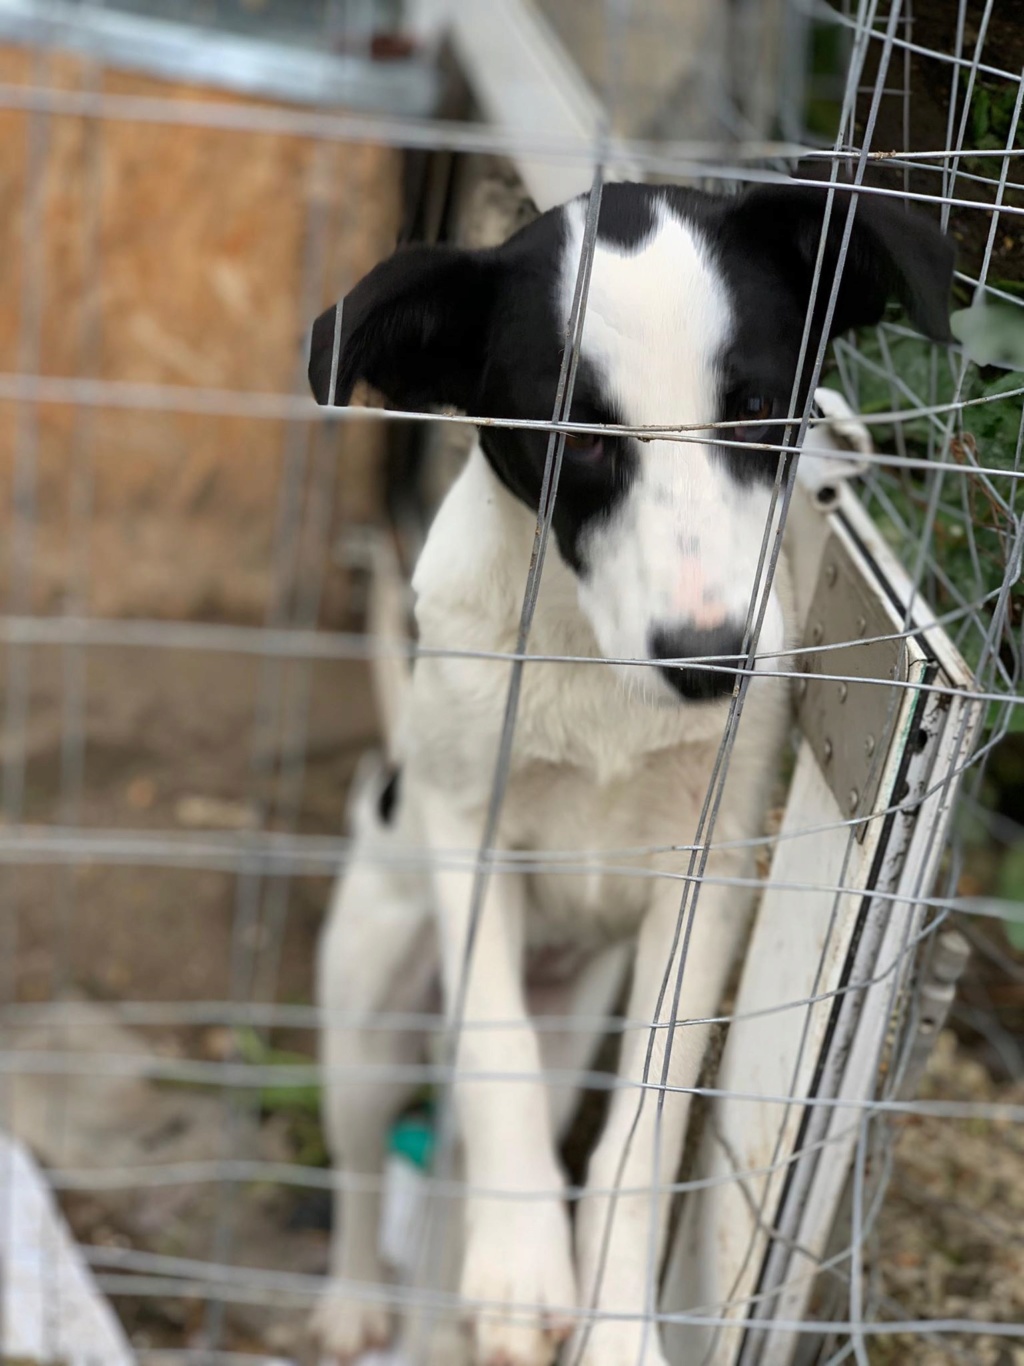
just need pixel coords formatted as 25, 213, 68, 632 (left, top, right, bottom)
377, 766, 402, 825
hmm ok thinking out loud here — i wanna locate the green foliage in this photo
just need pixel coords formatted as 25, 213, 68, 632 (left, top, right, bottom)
969, 76, 1024, 153
827, 328, 1023, 954
963, 72, 1024, 184
234, 1026, 328, 1167
803, 20, 847, 141
824, 334, 1023, 685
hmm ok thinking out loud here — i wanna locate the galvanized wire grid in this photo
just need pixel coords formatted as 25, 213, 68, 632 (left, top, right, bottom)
0, 1, 1021, 1365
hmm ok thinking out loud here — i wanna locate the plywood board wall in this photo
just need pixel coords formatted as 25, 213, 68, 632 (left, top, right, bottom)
0, 45, 402, 622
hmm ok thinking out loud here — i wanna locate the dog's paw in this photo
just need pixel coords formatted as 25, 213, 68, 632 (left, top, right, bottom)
460, 1202, 577, 1366
812, 386, 873, 457
312, 1286, 392, 1364
567, 1321, 669, 1366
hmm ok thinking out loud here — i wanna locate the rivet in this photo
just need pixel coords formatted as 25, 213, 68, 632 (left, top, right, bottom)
848, 787, 860, 813
811, 621, 824, 644
823, 738, 833, 763
856, 615, 867, 637
838, 681, 849, 702
864, 734, 876, 757
825, 562, 838, 587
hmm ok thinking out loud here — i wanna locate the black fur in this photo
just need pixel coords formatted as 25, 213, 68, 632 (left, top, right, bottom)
377, 766, 401, 826
309, 181, 953, 562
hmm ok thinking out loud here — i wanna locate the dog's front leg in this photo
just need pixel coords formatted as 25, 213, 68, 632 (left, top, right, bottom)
421, 791, 577, 1366
574, 875, 751, 1366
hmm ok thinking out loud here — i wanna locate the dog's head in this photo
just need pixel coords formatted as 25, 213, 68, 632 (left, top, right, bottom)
309, 182, 953, 703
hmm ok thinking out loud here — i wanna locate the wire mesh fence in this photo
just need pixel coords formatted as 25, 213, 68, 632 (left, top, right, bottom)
0, 2, 1021, 1365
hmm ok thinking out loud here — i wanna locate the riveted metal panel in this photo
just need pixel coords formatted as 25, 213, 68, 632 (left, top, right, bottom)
794, 533, 908, 831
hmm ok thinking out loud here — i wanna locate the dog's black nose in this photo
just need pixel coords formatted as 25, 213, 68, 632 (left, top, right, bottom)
649, 623, 746, 701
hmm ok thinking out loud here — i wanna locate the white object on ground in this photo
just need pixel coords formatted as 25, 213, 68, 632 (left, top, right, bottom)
0, 1130, 135, 1365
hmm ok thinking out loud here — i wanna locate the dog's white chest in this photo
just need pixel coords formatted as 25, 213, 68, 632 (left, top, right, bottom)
407, 450, 718, 789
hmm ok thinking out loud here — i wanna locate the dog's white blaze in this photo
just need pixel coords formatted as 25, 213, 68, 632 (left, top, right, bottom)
560, 197, 786, 684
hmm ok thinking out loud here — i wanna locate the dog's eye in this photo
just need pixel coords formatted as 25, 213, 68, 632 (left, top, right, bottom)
562, 430, 605, 462
727, 393, 775, 445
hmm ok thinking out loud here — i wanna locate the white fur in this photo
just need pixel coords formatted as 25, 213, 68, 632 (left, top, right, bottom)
314, 432, 794, 1366
561, 199, 788, 685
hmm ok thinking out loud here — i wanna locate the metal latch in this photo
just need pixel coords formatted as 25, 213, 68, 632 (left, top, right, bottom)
795, 534, 908, 834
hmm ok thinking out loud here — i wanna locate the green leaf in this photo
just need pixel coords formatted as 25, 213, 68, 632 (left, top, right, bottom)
951, 301, 1024, 371
972, 85, 991, 141
233, 1025, 321, 1113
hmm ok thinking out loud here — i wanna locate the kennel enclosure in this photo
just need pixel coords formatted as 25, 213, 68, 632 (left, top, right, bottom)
0, 2, 1022, 1364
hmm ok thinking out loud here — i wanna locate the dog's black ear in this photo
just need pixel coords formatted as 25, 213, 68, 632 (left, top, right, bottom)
732, 182, 955, 342
308, 243, 498, 410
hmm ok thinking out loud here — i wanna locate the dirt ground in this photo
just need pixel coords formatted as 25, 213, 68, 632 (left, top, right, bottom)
7, 641, 378, 1007
871, 1033, 1024, 1366
3, 635, 380, 1356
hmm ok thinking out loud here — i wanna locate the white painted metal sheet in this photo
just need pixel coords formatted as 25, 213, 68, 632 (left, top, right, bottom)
662, 482, 982, 1366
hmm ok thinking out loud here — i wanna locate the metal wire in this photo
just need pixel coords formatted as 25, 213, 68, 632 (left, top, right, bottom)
1, 1, 1022, 1364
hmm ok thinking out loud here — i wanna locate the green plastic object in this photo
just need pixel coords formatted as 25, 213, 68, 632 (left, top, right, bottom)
388, 1112, 435, 1170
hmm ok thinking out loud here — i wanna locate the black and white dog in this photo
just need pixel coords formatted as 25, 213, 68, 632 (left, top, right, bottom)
307, 182, 952, 1366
